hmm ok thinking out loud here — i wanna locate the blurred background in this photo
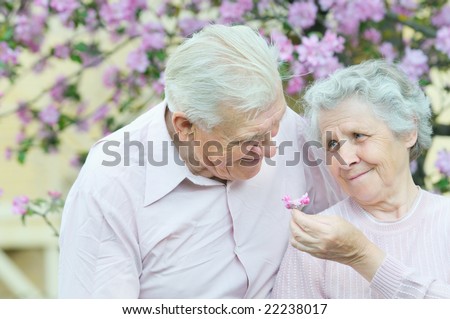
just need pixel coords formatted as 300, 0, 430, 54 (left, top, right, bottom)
0, 0, 449, 298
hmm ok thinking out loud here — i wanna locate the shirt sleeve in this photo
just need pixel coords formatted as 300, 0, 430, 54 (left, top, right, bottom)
370, 255, 450, 299
271, 245, 326, 298
58, 186, 141, 298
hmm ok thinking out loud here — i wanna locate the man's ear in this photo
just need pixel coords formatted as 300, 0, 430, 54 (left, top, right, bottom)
172, 111, 193, 140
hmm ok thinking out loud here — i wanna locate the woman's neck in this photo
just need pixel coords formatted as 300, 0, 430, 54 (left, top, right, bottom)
357, 178, 419, 221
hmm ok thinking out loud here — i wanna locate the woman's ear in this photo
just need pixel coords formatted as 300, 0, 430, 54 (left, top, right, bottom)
405, 129, 418, 149
172, 111, 193, 140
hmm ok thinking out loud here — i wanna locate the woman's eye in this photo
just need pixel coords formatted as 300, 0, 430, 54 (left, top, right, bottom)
327, 140, 340, 151
354, 133, 366, 140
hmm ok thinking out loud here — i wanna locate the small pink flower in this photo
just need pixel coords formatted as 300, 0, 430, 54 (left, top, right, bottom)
435, 27, 450, 59
103, 66, 120, 88
91, 104, 110, 123
54, 44, 70, 59
4, 147, 12, 160
39, 104, 60, 126
282, 192, 310, 210
12, 195, 29, 215
48, 190, 62, 200
126, 48, 149, 73
0, 188, 4, 198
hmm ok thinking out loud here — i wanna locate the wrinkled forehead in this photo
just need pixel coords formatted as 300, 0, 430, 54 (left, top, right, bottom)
222, 100, 287, 139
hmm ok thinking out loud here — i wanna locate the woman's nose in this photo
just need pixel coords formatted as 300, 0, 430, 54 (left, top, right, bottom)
337, 142, 360, 168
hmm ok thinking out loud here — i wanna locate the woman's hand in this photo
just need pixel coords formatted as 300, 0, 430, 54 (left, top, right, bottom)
290, 209, 386, 282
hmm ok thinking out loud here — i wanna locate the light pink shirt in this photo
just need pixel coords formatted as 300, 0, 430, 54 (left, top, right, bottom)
58, 101, 343, 298
272, 189, 450, 299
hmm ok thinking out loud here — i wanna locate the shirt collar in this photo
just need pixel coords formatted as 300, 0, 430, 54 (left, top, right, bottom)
143, 101, 223, 206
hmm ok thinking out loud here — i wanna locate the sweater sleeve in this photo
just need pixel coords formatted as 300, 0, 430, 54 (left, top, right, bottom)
370, 255, 450, 299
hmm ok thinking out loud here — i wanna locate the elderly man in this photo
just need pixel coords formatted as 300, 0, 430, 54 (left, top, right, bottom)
58, 24, 343, 298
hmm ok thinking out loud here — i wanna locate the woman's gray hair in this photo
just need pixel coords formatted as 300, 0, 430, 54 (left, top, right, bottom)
164, 24, 282, 130
303, 59, 432, 160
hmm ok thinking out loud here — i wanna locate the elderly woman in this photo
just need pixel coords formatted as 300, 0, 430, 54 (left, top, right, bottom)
272, 60, 450, 298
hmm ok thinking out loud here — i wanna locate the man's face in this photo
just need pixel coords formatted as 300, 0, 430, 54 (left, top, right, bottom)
188, 98, 286, 181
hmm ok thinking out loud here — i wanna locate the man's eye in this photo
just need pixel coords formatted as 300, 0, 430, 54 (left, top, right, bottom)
327, 140, 340, 151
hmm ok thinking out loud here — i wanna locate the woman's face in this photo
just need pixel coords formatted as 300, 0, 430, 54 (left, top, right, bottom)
319, 97, 417, 206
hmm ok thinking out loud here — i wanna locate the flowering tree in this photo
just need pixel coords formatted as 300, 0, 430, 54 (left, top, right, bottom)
0, 0, 449, 232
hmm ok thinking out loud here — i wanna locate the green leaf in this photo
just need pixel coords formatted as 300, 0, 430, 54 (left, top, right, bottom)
74, 42, 89, 52
17, 150, 27, 164
70, 53, 82, 64
63, 84, 81, 101
434, 177, 450, 190
58, 114, 76, 130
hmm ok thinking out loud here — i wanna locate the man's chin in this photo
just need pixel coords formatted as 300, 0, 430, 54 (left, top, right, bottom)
233, 162, 263, 180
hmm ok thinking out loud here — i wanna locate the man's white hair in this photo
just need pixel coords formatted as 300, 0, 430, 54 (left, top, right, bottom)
164, 24, 282, 130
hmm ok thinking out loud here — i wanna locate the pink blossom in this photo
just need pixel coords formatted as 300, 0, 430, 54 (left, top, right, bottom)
178, 18, 208, 37
33, 58, 48, 74
4, 147, 12, 161
141, 32, 166, 51
14, 14, 46, 52
0, 42, 20, 65
48, 190, 62, 200
16, 103, 33, 125
257, 0, 271, 14
50, 0, 79, 13
321, 31, 345, 53
54, 44, 70, 59
86, 9, 99, 31
39, 105, 60, 126
271, 30, 295, 62
286, 76, 306, 95
392, 0, 418, 17
80, 52, 103, 68
435, 27, 450, 59
70, 155, 81, 168
34, 0, 49, 7
363, 28, 382, 44
288, 1, 318, 30
0, 188, 3, 198
313, 56, 342, 78
296, 31, 344, 79
128, 74, 147, 89
16, 131, 26, 144
126, 48, 149, 73
286, 61, 308, 94
378, 42, 397, 62
399, 47, 429, 82
100, 0, 147, 29
91, 105, 110, 123
219, 0, 252, 24
152, 72, 165, 95
435, 149, 450, 177
50, 76, 67, 102
326, 0, 385, 35
76, 119, 90, 132
432, 5, 450, 28
319, 0, 334, 10
103, 66, 120, 88
282, 193, 310, 210
12, 196, 29, 215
